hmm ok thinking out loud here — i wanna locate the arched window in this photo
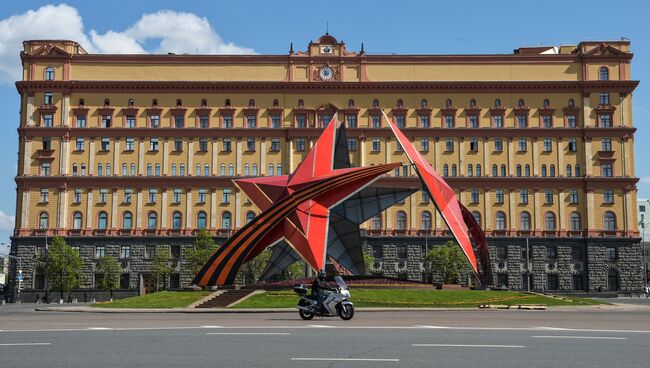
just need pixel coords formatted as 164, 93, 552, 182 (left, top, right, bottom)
421, 211, 432, 230
607, 269, 619, 291
152, 98, 158, 106
371, 215, 382, 230
525, 164, 531, 177
268, 164, 274, 176
520, 212, 531, 230
451, 164, 457, 177
172, 212, 182, 229
201, 98, 208, 107
104, 98, 110, 106
39, 212, 49, 229
277, 164, 282, 175
79, 98, 85, 106
545, 212, 556, 231
570, 212, 581, 231
566, 164, 572, 177
244, 164, 250, 176
420, 99, 428, 107
494, 98, 501, 107
492, 164, 498, 177
516, 164, 522, 177
146, 163, 152, 176
467, 164, 473, 177
122, 212, 133, 229
81, 163, 87, 176
472, 211, 481, 226
297, 99, 304, 107
195, 164, 201, 176
495, 211, 506, 230
122, 163, 127, 176
180, 164, 185, 176
501, 164, 506, 177
248, 99, 255, 107
44, 67, 55, 80
98, 211, 108, 230
155, 163, 160, 177
543, 98, 550, 107
252, 163, 258, 176
98, 164, 103, 177
470, 98, 477, 107
396, 211, 407, 230
130, 163, 136, 176
176, 99, 182, 106
197, 211, 207, 229
396, 99, 404, 107
73, 212, 83, 230
549, 164, 555, 177
372, 99, 380, 108
599, 66, 609, 81
443, 164, 449, 177
348, 99, 355, 107
575, 164, 581, 177
147, 212, 157, 229
128, 98, 135, 106
272, 99, 279, 107
541, 164, 547, 177
204, 164, 210, 176
228, 164, 234, 176
568, 98, 575, 107
476, 164, 482, 177
220, 163, 226, 176
445, 99, 453, 107
221, 212, 232, 229
604, 211, 616, 231
106, 163, 111, 176
518, 98, 525, 107
246, 211, 256, 224
72, 164, 78, 176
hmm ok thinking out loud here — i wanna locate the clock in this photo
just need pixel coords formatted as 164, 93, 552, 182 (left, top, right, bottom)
320, 46, 333, 54
319, 67, 334, 81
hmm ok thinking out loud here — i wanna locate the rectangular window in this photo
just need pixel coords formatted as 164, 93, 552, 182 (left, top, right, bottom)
125, 137, 135, 151
599, 92, 610, 105
124, 189, 132, 204
468, 115, 478, 128
542, 115, 552, 128
571, 247, 582, 261
145, 245, 156, 259
520, 190, 529, 204
295, 114, 306, 128
396, 142, 403, 152
40, 162, 51, 176
371, 115, 381, 128
599, 114, 612, 127
95, 245, 106, 259
420, 115, 430, 128
99, 188, 108, 203
120, 274, 130, 289
174, 138, 183, 152
601, 138, 612, 152
101, 115, 111, 128
445, 138, 454, 152
545, 189, 553, 204
394, 115, 405, 128
421, 192, 430, 204
603, 190, 614, 204
547, 247, 557, 260
496, 246, 507, 260
73, 189, 82, 204
568, 138, 577, 152
75, 137, 85, 151
126, 115, 136, 128
347, 115, 357, 128
40, 189, 49, 203
150, 138, 159, 151
150, 114, 160, 128
469, 138, 478, 152
174, 115, 184, 128
198, 188, 206, 203
223, 189, 231, 204
567, 114, 577, 128
493, 115, 503, 128
347, 138, 357, 152
372, 138, 381, 152
497, 274, 509, 288
199, 138, 208, 152
420, 138, 429, 152
569, 189, 579, 204
572, 275, 584, 290
443, 115, 454, 128
271, 115, 281, 128
601, 163, 613, 177
199, 115, 209, 128
173, 189, 182, 204
547, 274, 559, 290
246, 115, 256, 128
247, 138, 255, 152
543, 138, 552, 152
222, 138, 232, 152
471, 189, 479, 204
494, 138, 503, 152
120, 245, 131, 259
76, 115, 86, 128
517, 115, 527, 128
495, 189, 504, 204
223, 115, 233, 128
44, 92, 54, 105
148, 189, 157, 204
518, 138, 527, 152
100, 137, 110, 151
270, 138, 280, 152
43, 114, 54, 127
396, 246, 407, 259
606, 247, 618, 261
295, 138, 306, 152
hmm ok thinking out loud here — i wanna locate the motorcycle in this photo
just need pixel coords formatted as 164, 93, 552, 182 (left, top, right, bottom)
293, 275, 355, 320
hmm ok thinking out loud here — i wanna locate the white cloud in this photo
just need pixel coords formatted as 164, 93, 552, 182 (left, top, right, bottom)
640, 177, 650, 185
0, 210, 15, 253
0, 4, 255, 83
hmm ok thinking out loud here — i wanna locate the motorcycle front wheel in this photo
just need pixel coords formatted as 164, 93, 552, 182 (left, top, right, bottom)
336, 304, 354, 320
299, 309, 315, 320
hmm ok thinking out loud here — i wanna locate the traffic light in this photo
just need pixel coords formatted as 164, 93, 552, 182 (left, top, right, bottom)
18, 279, 23, 291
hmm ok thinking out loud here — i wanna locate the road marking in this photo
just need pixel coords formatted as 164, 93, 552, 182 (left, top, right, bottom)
532, 336, 627, 340
87, 327, 113, 330
208, 332, 290, 335
0, 343, 51, 346
413, 344, 524, 348
200, 325, 223, 329
291, 358, 399, 362
308, 325, 334, 328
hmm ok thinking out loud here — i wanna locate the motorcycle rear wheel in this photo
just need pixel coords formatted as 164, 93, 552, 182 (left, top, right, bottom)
299, 309, 315, 320
337, 304, 354, 320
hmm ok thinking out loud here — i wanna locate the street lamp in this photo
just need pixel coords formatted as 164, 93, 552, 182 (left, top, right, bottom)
640, 215, 647, 285
40, 223, 50, 304
1, 243, 24, 303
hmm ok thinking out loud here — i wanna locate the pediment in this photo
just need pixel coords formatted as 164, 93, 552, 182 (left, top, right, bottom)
27, 44, 71, 58
582, 43, 628, 57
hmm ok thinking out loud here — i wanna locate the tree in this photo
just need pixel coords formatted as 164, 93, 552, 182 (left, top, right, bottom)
363, 248, 374, 275
240, 249, 271, 285
285, 261, 305, 280
183, 230, 218, 277
96, 255, 121, 300
151, 248, 172, 291
45, 237, 83, 300
427, 240, 468, 284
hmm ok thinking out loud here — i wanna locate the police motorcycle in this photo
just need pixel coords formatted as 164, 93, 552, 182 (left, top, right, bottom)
293, 276, 355, 320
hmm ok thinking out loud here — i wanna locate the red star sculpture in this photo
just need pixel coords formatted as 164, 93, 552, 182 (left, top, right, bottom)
193, 116, 399, 286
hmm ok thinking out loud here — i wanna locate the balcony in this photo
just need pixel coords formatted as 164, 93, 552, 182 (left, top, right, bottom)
597, 150, 615, 160
36, 149, 55, 160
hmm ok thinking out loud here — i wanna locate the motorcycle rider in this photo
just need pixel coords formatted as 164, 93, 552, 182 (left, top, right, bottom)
311, 270, 336, 312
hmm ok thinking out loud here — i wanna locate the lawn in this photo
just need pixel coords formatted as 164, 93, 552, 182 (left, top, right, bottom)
92, 291, 213, 309
232, 289, 604, 309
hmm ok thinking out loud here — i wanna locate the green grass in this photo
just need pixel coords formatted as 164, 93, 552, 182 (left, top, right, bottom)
232, 289, 605, 309
92, 291, 213, 309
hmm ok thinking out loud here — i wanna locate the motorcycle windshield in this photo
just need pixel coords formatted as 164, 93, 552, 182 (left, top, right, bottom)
334, 276, 348, 290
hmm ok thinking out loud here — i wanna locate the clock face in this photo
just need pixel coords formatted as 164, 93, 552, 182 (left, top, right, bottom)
319, 67, 334, 80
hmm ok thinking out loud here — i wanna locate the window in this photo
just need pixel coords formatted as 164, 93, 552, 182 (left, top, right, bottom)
544, 189, 553, 204
494, 138, 503, 152
150, 114, 160, 128
252, 163, 258, 176
42, 114, 53, 127
445, 138, 454, 152
372, 138, 381, 152
39, 188, 49, 203
372, 99, 380, 108
603, 190, 614, 204
396, 142, 403, 152
472, 211, 481, 226
517, 115, 527, 128
476, 164, 482, 177
72, 212, 82, 229
172, 212, 182, 229
295, 114, 307, 128
145, 245, 156, 259
76, 115, 86, 128
371, 216, 381, 230
495, 189, 504, 204
520, 190, 529, 204
604, 212, 616, 231
99, 137, 110, 151
198, 138, 208, 152
295, 138, 306, 152
173, 188, 182, 204
246, 211, 256, 224
197, 212, 207, 229
525, 164, 531, 177
268, 164, 275, 176
147, 212, 157, 229
318, 113, 332, 128
467, 164, 473, 177
501, 164, 506, 177
44, 92, 54, 105
567, 138, 577, 152
471, 189, 479, 204
150, 138, 159, 151
451, 164, 457, 177
146, 164, 151, 177
72, 137, 84, 152
271, 115, 281, 128
469, 138, 478, 152
545, 212, 556, 231
124, 189, 132, 204
569, 190, 579, 204
371, 115, 381, 128
199, 114, 209, 128
571, 247, 582, 261
601, 162, 613, 177
120, 245, 131, 259
601, 138, 612, 152
99, 188, 108, 203
606, 247, 618, 261
495, 212, 506, 230
518, 138, 527, 152
570, 212, 581, 231
174, 115, 184, 128
347, 138, 357, 152
221, 212, 232, 229
81, 163, 86, 176
468, 115, 478, 128
547, 274, 559, 291
98, 212, 108, 230
396, 211, 407, 230
347, 115, 358, 128
95, 245, 106, 259
222, 138, 232, 152
268, 138, 280, 152
575, 164, 581, 177
542, 115, 552, 128
40, 162, 51, 176
520, 212, 531, 230
101, 114, 111, 128
496, 246, 507, 260
228, 164, 234, 176
124, 114, 136, 128
223, 189, 231, 204
492, 164, 498, 177
607, 269, 619, 291
549, 164, 555, 177
148, 189, 157, 204
599, 66, 609, 81
444, 115, 454, 128
44, 67, 55, 80
599, 92, 610, 105
420, 115, 430, 128
73, 189, 82, 204
566, 164, 572, 177
493, 115, 503, 128
247, 138, 255, 151
421, 192, 430, 204
516, 165, 522, 177
246, 115, 257, 128
543, 138, 552, 152
223, 115, 233, 128
567, 114, 577, 128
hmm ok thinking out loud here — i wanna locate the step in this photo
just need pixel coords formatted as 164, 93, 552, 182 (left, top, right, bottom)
195, 289, 256, 308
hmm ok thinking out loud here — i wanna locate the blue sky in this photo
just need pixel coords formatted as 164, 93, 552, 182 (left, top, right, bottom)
0, 0, 648, 253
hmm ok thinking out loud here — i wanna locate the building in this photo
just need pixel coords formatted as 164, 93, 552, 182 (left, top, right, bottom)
639, 199, 650, 283
9, 34, 642, 300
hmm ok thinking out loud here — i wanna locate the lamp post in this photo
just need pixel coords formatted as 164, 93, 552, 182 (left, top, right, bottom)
641, 215, 647, 285
1, 244, 24, 303
526, 237, 531, 292
41, 223, 50, 304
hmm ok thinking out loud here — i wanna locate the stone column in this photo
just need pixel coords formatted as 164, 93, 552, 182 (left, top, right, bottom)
212, 139, 218, 175
61, 94, 70, 127
85, 189, 93, 229
360, 137, 366, 167
385, 138, 391, 164
21, 191, 30, 229
138, 139, 145, 175
136, 189, 143, 229
23, 139, 32, 175
163, 139, 169, 176
557, 138, 564, 176
88, 139, 95, 175
260, 140, 266, 175
111, 189, 118, 229
57, 188, 67, 229
188, 140, 194, 174
236, 139, 242, 175
161, 190, 168, 229
186, 189, 193, 229
485, 137, 491, 175
508, 189, 515, 232
210, 188, 217, 229
26, 94, 35, 127
582, 95, 592, 128
531, 138, 538, 176
557, 191, 564, 231
60, 136, 69, 175
533, 190, 540, 232
585, 189, 595, 231
409, 195, 416, 233
458, 138, 464, 176
584, 138, 593, 176
288, 139, 294, 171
113, 139, 120, 175
235, 191, 241, 228
434, 138, 440, 171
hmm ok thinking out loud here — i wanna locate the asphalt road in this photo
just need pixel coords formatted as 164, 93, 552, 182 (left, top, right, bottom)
1, 303, 650, 368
